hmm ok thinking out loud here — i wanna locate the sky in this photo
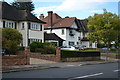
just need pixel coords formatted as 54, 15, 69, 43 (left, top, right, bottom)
2, 0, 120, 19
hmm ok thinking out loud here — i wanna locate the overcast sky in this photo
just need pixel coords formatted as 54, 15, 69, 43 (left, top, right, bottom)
2, 0, 120, 19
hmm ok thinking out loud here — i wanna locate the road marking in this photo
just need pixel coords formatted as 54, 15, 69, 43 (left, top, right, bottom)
67, 65, 75, 67
114, 69, 120, 72
68, 73, 103, 80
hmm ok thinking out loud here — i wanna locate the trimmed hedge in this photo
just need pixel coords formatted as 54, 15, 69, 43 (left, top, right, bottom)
29, 41, 56, 54
61, 50, 100, 58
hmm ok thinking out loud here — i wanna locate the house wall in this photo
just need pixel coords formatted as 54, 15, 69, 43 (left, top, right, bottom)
0, 19, 3, 28
45, 22, 80, 47
81, 41, 90, 48
45, 28, 66, 40
29, 29, 44, 42
18, 21, 28, 47
65, 29, 80, 46
1, 20, 44, 47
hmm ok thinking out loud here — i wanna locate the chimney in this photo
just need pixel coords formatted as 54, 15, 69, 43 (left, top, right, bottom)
48, 11, 53, 27
39, 14, 44, 20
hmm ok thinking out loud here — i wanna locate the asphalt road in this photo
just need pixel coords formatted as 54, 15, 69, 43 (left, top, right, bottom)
2, 63, 120, 79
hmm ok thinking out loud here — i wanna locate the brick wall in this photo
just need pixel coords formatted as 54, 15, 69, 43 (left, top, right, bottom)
2, 55, 29, 66
2, 48, 61, 66
101, 54, 120, 59
29, 48, 61, 62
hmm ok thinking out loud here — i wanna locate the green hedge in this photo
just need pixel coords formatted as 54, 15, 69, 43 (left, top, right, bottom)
29, 41, 56, 54
61, 50, 100, 58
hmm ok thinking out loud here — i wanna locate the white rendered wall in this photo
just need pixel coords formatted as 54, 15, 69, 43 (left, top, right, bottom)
18, 21, 28, 47
0, 19, 3, 28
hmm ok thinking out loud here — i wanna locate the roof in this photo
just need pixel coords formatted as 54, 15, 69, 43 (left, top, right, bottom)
0, 2, 46, 24
77, 19, 88, 32
42, 11, 88, 32
44, 33, 65, 42
50, 17, 76, 29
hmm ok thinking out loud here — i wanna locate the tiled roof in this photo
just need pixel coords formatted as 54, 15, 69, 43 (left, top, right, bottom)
42, 11, 88, 32
0, 2, 46, 24
51, 17, 76, 29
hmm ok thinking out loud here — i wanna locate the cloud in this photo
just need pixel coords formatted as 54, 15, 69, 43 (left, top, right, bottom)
33, 0, 119, 16
90, 10, 103, 13
34, 6, 57, 15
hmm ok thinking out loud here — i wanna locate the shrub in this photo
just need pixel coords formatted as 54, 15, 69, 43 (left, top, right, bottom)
2, 28, 22, 55
18, 46, 25, 51
61, 50, 100, 58
29, 41, 40, 52
30, 42, 56, 54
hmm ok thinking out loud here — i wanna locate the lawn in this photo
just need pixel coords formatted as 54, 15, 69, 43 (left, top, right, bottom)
101, 53, 120, 55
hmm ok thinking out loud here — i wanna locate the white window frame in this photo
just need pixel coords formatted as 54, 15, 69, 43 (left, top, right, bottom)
5, 21, 15, 28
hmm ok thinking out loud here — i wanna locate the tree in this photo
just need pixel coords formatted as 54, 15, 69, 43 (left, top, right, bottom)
2, 28, 22, 55
10, 2, 35, 13
87, 9, 120, 48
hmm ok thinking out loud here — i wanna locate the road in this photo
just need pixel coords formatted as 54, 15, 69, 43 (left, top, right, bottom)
2, 63, 120, 79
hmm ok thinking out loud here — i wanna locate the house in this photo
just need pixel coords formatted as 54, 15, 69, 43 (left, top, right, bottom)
44, 32, 64, 46
40, 11, 97, 48
0, 2, 46, 47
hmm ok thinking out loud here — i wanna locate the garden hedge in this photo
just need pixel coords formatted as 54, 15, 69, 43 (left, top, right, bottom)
61, 50, 100, 58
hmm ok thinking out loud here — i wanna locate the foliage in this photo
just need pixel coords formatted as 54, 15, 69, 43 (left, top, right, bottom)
2, 28, 22, 54
61, 50, 100, 58
18, 46, 25, 51
10, 2, 35, 13
101, 53, 119, 55
87, 9, 120, 48
97, 43, 106, 48
30, 42, 56, 54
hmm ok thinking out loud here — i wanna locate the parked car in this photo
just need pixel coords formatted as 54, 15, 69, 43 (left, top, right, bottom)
60, 46, 76, 50
0, 48, 6, 55
73, 45, 87, 50
101, 47, 110, 50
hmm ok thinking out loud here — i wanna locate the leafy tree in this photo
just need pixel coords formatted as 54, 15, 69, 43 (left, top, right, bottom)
87, 9, 120, 48
2, 28, 22, 55
10, 2, 35, 13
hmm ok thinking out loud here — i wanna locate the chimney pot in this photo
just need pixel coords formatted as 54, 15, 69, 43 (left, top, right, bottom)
39, 14, 44, 20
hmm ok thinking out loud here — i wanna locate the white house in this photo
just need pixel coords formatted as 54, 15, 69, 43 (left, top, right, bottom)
40, 11, 97, 48
0, 2, 46, 47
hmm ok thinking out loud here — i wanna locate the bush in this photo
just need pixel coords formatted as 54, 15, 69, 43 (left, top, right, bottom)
61, 50, 100, 58
30, 42, 56, 54
2, 28, 22, 55
29, 41, 40, 52
18, 46, 25, 51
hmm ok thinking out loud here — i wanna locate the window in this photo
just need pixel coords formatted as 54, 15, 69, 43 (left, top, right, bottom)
21, 23, 25, 30
4, 21, 15, 28
69, 41, 74, 46
30, 23, 41, 30
29, 39, 42, 44
78, 37, 81, 40
61, 29, 64, 35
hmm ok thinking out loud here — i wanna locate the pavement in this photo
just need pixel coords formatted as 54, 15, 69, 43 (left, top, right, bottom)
2, 59, 119, 73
